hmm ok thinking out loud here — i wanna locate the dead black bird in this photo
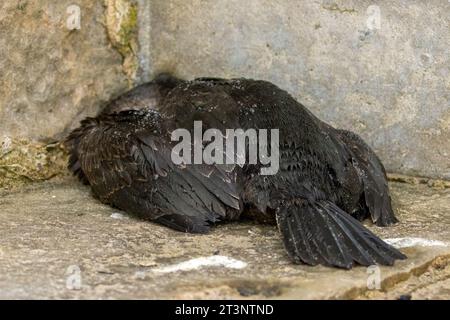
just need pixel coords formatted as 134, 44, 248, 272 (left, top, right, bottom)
66, 74, 406, 269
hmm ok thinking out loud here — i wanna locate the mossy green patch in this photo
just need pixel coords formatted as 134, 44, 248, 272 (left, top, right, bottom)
118, 3, 138, 55
104, 0, 139, 85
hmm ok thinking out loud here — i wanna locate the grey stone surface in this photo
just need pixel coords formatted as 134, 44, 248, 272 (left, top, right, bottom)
150, 0, 450, 179
0, 0, 128, 140
0, 178, 449, 299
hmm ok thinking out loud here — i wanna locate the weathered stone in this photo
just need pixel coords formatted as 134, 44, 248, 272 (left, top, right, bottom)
0, 137, 69, 190
388, 173, 450, 189
0, 180, 448, 299
0, 0, 128, 140
104, 0, 139, 83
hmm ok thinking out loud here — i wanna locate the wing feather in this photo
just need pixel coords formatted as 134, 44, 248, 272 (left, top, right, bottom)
75, 112, 242, 233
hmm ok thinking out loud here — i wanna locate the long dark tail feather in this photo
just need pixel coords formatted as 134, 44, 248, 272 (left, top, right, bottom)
276, 200, 406, 269
337, 130, 398, 226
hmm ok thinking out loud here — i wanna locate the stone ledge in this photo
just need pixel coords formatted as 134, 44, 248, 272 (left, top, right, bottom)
0, 179, 448, 299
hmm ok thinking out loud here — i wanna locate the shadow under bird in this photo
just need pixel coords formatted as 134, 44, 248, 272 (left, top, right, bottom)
66, 74, 406, 269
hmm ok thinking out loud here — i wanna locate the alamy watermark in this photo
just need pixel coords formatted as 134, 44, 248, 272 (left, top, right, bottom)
65, 265, 82, 290
366, 5, 381, 31
66, 4, 81, 30
367, 265, 381, 290
171, 121, 280, 175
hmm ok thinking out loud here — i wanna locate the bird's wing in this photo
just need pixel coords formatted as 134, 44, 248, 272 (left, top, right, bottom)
337, 129, 397, 226
77, 115, 241, 233
66, 74, 183, 184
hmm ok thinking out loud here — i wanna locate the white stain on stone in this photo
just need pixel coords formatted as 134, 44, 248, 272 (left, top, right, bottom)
1, 136, 12, 154
110, 212, 127, 220
152, 255, 247, 273
385, 237, 447, 248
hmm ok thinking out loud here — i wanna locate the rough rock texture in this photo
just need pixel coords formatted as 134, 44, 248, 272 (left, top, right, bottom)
0, 0, 144, 187
0, 139, 68, 190
150, 0, 450, 179
0, 180, 448, 299
104, 0, 139, 83
0, 0, 130, 140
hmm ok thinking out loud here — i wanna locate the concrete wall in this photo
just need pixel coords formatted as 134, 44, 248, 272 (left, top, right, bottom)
0, 0, 449, 185
150, 0, 450, 179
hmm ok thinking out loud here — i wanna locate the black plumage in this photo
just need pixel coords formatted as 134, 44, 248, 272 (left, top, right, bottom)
66, 75, 406, 269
